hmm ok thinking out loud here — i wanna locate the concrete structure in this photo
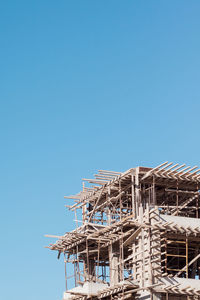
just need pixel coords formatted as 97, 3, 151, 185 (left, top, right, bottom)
46, 162, 200, 299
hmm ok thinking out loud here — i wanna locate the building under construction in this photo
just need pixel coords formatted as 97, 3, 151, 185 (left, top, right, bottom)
46, 162, 200, 300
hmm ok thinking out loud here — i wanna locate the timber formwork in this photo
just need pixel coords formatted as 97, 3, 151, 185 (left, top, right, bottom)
46, 162, 200, 300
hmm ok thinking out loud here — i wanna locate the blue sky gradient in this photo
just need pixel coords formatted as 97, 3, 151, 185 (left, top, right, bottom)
1, 1, 200, 299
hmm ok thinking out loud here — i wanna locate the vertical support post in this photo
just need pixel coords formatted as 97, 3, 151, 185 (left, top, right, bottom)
176, 180, 179, 216
131, 171, 135, 218
76, 245, 81, 283
73, 251, 77, 287
82, 182, 86, 224
152, 176, 156, 206
108, 186, 119, 286
139, 205, 144, 288
109, 243, 119, 286
135, 167, 140, 217
132, 240, 136, 282
119, 179, 122, 221
97, 240, 100, 281
86, 239, 89, 281
186, 237, 188, 278
196, 183, 199, 218
150, 207, 162, 300
146, 203, 153, 286
64, 253, 67, 291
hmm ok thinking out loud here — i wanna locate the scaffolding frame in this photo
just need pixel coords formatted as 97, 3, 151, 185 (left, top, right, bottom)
46, 162, 200, 300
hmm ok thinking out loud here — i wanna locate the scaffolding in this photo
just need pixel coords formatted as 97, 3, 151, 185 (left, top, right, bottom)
46, 162, 200, 300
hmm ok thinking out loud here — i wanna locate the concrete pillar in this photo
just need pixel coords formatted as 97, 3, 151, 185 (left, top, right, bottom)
87, 259, 95, 281
109, 243, 119, 286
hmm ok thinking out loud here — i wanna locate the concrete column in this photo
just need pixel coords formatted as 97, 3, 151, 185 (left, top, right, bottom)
88, 259, 96, 281
109, 243, 119, 286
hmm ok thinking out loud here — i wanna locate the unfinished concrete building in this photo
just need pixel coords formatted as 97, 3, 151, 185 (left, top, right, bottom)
46, 162, 200, 300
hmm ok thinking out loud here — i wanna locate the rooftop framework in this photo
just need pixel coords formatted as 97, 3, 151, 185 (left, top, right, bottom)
46, 162, 200, 300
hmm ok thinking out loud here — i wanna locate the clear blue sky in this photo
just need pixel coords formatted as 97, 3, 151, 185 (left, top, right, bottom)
1, 1, 200, 299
